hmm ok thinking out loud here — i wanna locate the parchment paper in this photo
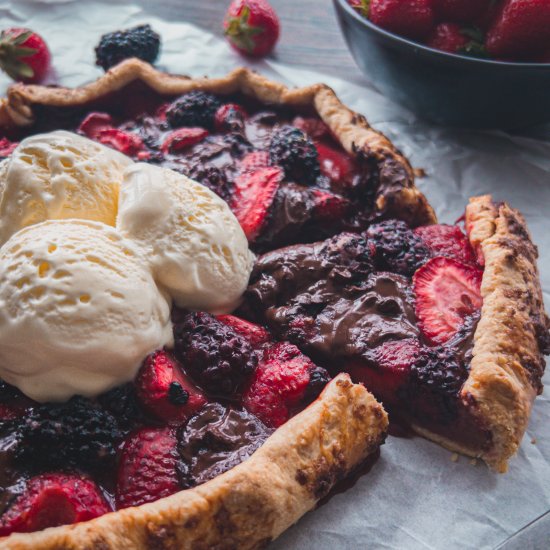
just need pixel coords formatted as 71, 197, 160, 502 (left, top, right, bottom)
1, 1, 549, 548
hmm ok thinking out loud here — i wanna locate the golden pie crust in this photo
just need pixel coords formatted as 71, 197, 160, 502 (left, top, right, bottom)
1, 375, 387, 550
413, 196, 549, 472
0, 58, 435, 227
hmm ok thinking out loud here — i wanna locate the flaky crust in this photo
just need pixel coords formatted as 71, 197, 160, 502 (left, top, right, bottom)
413, 197, 548, 472
406, 196, 548, 472
0, 59, 435, 227
1, 374, 388, 549
458, 195, 549, 472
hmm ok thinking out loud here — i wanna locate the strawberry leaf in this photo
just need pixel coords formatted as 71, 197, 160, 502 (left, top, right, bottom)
225, 5, 264, 54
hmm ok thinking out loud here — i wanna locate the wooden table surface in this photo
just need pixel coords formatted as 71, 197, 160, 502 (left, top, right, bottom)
134, 0, 370, 86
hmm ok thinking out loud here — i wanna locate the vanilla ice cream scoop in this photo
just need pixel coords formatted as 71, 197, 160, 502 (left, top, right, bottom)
0, 219, 173, 402
0, 131, 132, 245
117, 163, 254, 313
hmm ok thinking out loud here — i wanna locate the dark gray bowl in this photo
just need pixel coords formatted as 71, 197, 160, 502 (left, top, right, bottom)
333, 0, 550, 129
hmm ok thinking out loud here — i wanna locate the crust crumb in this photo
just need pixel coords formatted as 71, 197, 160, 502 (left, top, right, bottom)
531, 437, 537, 444
450, 453, 459, 463
469, 458, 478, 466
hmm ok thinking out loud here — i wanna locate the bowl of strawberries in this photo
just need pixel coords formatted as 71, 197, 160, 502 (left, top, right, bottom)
334, 0, 550, 128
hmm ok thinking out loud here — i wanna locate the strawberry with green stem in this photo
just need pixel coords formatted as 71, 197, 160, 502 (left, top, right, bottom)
224, 0, 280, 58
0, 28, 51, 83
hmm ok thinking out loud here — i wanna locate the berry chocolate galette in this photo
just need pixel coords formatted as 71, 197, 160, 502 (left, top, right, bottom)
0, 59, 547, 549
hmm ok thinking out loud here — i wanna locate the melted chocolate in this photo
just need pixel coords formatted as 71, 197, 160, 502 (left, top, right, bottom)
177, 403, 273, 489
245, 233, 417, 369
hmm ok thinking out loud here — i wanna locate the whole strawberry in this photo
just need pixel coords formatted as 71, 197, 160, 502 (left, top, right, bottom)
369, 0, 435, 40
0, 28, 51, 83
426, 23, 486, 56
486, 0, 550, 60
433, 0, 492, 23
224, 0, 280, 57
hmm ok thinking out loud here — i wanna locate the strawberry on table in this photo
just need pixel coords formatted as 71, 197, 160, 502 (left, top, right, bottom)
116, 427, 180, 509
224, 0, 280, 58
368, 0, 436, 40
486, 0, 550, 60
414, 256, 483, 345
135, 350, 207, 425
0, 28, 51, 83
0, 473, 110, 536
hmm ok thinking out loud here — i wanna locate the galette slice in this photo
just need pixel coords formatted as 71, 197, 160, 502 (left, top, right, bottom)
243, 195, 549, 472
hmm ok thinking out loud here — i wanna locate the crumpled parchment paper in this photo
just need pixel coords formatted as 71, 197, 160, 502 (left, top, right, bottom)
1, 1, 549, 548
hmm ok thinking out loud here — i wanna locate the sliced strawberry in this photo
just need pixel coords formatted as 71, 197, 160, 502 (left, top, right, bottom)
77, 112, 114, 140
311, 188, 350, 221
0, 473, 110, 536
243, 342, 330, 428
97, 128, 144, 156
239, 150, 270, 173
415, 224, 476, 265
0, 398, 34, 422
316, 142, 355, 183
292, 116, 330, 140
214, 103, 247, 132
156, 102, 170, 121
160, 127, 209, 154
0, 137, 18, 157
135, 350, 207, 425
231, 166, 283, 241
414, 257, 483, 345
346, 338, 420, 404
216, 314, 271, 347
116, 427, 180, 509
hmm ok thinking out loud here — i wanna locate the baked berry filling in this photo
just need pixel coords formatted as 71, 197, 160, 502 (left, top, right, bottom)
242, 220, 490, 448
0, 313, 329, 535
0, 85, 509, 539
0, 87, 417, 253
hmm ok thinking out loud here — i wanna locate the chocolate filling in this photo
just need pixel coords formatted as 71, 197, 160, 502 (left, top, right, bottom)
177, 403, 273, 489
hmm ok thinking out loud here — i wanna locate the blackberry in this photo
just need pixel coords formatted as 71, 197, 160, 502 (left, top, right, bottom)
187, 164, 232, 203
173, 311, 257, 397
0, 380, 22, 403
13, 396, 123, 473
269, 126, 320, 185
166, 92, 221, 129
366, 219, 430, 276
97, 383, 145, 433
302, 365, 332, 403
408, 345, 469, 421
95, 24, 160, 71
